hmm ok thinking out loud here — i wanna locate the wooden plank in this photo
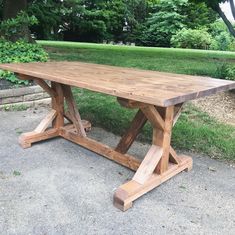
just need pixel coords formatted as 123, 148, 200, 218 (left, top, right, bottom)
154, 106, 174, 174
1, 62, 235, 107
115, 109, 147, 154
169, 146, 181, 164
19, 128, 60, 149
133, 145, 163, 184
51, 82, 64, 128
34, 78, 57, 98
59, 127, 141, 171
141, 105, 165, 130
34, 109, 57, 133
62, 85, 86, 137
117, 98, 147, 109
114, 155, 193, 211
64, 112, 92, 131
173, 103, 183, 126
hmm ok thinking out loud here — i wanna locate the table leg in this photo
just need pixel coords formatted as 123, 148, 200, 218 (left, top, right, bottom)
18, 78, 91, 148
113, 103, 192, 211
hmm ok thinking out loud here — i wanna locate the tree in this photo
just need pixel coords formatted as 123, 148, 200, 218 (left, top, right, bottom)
191, 0, 235, 37
1, 0, 35, 42
140, 0, 187, 47
183, 2, 218, 29
3, 0, 27, 19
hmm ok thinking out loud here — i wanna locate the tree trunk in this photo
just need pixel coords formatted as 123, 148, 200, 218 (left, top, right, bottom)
229, 0, 235, 20
3, 0, 27, 19
212, 3, 235, 38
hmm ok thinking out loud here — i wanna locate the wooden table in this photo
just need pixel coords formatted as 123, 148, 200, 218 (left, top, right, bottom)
1, 62, 235, 211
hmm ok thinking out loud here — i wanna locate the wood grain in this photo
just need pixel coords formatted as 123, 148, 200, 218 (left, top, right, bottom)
1, 62, 235, 107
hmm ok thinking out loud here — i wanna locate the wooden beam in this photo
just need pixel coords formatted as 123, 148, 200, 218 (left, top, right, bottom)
62, 85, 86, 137
51, 82, 64, 129
155, 106, 174, 174
19, 128, 60, 149
114, 155, 193, 211
141, 105, 165, 130
34, 78, 57, 98
169, 146, 181, 164
115, 109, 147, 154
117, 98, 147, 109
133, 145, 163, 184
34, 109, 57, 133
173, 103, 183, 126
17, 73, 33, 80
60, 127, 141, 171
64, 112, 92, 132
64, 111, 73, 123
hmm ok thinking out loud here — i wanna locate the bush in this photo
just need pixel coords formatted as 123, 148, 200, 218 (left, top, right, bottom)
208, 20, 235, 51
0, 40, 48, 85
0, 11, 38, 42
216, 64, 235, 81
171, 28, 212, 49
210, 32, 233, 51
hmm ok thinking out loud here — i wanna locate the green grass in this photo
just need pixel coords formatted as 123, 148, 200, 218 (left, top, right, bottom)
38, 40, 235, 161
38, 40, 235, 78
74, 89, 235, 161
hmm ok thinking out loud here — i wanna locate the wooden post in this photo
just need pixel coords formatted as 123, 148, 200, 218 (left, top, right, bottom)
154, 106, 174, 174
51, 82, 64, 129
113, 103, 192, 211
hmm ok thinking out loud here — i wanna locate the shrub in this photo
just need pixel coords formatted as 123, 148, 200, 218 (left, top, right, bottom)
171, 28, 212, 49
0, 11, 38, 42
216, 64, 235, 81
210, 32, 233, 51
208, 20, 235, 51
0, 40, 48, 85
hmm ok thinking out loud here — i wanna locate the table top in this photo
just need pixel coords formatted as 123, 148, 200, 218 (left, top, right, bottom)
0, 61, 235, 107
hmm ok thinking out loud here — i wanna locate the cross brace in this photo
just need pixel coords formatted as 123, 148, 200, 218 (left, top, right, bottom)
18, 76, 193, 211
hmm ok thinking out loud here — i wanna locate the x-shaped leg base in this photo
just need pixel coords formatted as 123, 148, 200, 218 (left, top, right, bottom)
113, 98, 192, 210
17, 76, 193, 212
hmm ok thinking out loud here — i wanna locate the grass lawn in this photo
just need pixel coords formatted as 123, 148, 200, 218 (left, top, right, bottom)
38, 41, 235, 161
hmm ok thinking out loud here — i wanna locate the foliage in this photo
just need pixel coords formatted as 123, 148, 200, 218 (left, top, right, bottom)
216, 63, 235, 80
210, 32, 233, 51
209, 20, 228, 37
140, 0, 187, 47
0, 0, 3, 20
0, 11, 38, 42
138, 0, 216, 47
28, 0, 126, 42
0, 40, 48, 85
25, 0, 218, 45
183, 2, 218, 29
191, 0, 235, 37
209, 20, 235, 51
171, 28, 212, 49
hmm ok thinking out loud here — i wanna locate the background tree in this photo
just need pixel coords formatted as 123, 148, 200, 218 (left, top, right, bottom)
1, 0, 36, 42
183, 2, 218, 29
2, 0, 27, 20
192, 0, 235, 37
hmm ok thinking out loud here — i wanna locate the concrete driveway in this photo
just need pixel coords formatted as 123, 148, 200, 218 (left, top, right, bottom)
0, 108, 235, 235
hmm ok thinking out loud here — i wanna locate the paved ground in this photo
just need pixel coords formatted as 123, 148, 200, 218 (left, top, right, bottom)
0, 108, 235, 235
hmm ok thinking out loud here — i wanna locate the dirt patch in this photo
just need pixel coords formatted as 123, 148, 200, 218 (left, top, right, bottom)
192, 91, 235, 126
